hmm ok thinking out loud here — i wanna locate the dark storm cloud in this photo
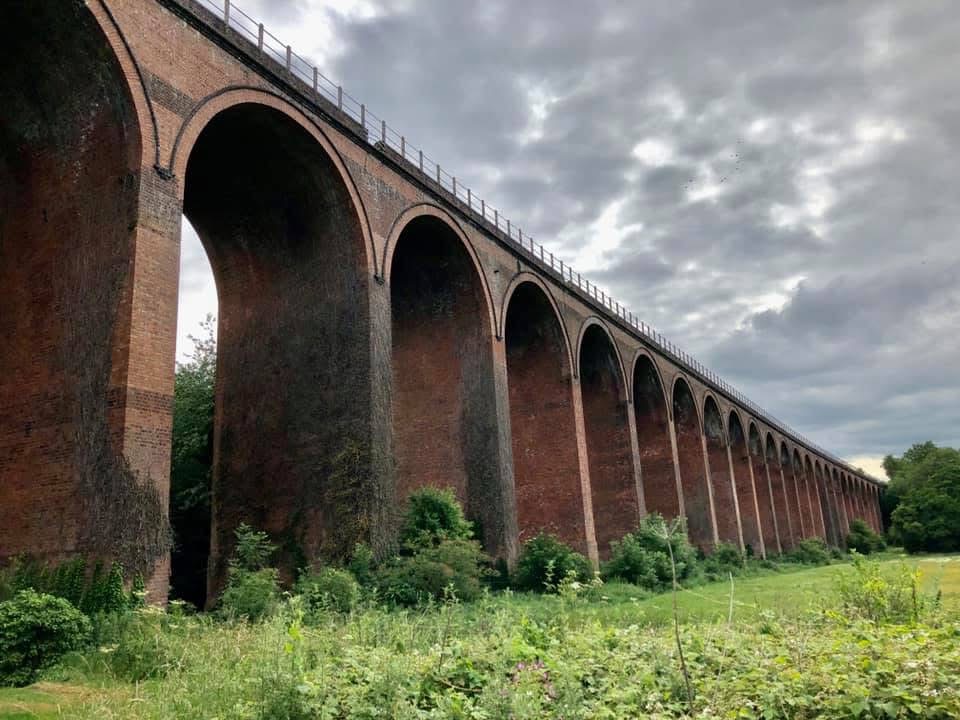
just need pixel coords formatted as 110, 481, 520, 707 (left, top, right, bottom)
242, 0, 960, 463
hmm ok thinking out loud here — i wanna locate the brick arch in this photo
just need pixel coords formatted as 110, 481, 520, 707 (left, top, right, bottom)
780, 444, 804, 541
386, 206, 505, 548
814, 459, 837, 545
383, 203, 497, 338
168, 86, 376, 272
577, 320, 637, 557
704, 396, 740, 547
832, 468, 849, 538
499, 272, 575, 370
632, 352, 680, 522
748, 421, 780, 554
1, 1, 158, 585
673, 376, 715, 549
574, 317, 628, 386
179, 98, 382, 599
728, 410, 763, 555
766, 434, 795, 549
504, 279, 591, 557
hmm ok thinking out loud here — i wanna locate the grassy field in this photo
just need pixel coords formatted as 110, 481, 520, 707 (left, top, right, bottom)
1, 554, 958, 719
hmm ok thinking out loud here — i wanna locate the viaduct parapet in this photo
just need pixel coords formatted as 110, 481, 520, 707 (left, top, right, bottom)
0, 0, 884, 600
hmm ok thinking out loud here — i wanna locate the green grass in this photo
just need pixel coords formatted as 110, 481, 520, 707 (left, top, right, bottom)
2, 554, 958, 719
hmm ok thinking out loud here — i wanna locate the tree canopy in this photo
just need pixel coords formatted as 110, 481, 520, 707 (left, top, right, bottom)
883, 442, 960, 554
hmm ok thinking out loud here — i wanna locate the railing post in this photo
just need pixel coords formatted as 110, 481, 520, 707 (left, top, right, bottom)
467, 188, 471, 209
506, 218, 511, 237
360, 104, 365, 131
286, 45, 292, 71
401, 136, 405, 159
419, 150, 424, 172
436, 164, 441, 183
381, 120, 386, 144
257, 23, 264, 50
337, 86, 343, 110
481, 199, 485, 219
313, 67, 318, 94
224, 0, 230, 24
453, 177, 457, 198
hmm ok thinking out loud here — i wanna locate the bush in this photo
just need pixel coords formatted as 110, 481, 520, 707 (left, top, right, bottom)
399, 487, 473, 549
603, 514, 698, 591
347, 543, 375, 587
836, 554, 931, 624
785, 537, 832, 565
846, 519, 886, 555
89, 607, 183, 681
377, 538, 489, 606
702, 542, 745, 578
0, 590, 91, 686
218, 524, 280, 622
296, 567, 360, 616
513, 534, 592, 593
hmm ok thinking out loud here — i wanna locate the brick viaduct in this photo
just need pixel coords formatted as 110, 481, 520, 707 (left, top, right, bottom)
0, 0, 884, 600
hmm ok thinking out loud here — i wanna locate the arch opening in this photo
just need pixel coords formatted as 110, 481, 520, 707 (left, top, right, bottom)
749, 424, 780, 554
389, 214, 504, 552
767, 436, 795, 549
0, 4, 163, 583
833, 469, 849, 539
780, 440, 807, 542
704, 398, 740, 548
578, 325, 636, 558
811, 461, 828, 542
729, 413, 762, 556
505, 282, 588, 553
632, 356, 679, 520
673, 379, 714, 549
799, 455, 815, 539
181, 102, 372, 603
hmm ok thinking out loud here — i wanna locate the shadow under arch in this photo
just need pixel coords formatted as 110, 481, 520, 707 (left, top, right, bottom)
633, 353, 680, 521
386, 206, 511, 559
728, 410, 763, 556
766, 434, 795, 549
181, 100, 377, 601
673, 376, 714, 549
704, 395, 740, 547
504, 280, 590, 555
577, 319, 637, 557
0, 2, 172, 587
748, 422, 780, 554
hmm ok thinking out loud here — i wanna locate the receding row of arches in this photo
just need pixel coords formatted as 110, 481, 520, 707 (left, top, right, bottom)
0, 6, 882, 608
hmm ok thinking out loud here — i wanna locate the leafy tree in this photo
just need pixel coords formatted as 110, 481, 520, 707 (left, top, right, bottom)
888, 445, 960, 553
881, 441, 938, 528
169, 315, 216, 607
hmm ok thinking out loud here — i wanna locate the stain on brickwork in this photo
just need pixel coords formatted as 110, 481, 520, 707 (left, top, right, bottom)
748, 424, 779, 554
578, 324, 637, 559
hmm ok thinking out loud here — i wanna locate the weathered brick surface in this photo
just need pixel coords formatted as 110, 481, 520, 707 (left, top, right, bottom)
0, 0, 881, 600
672, 380, 715, 549
703, 397, 741, 548
729, 414, 763, 556
578, 324, 638, 559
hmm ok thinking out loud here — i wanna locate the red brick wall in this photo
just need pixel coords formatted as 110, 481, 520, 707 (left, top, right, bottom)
766, 442, 795, 550
505, 283, 587, 554
578, 325, 637, 558
704, 399, 740, 547
729, 416, 763, 556
673, 381, 714, 550
633, 357, 680, 521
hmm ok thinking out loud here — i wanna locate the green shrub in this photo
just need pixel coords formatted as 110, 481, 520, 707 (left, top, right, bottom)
296, 567, 360, 616
836, 554, 931, 624
513, 534, 592, 593
377, 538, 489, 606
399, 486, 473, 549
603, 514, 697, 590
846, 518, 886, 555
702, 542, 745, 578
0, 590, 91, 686
346, 543, 375, 587
785, 537, 832, 565
218, 524, 280, 622
2, 556, 133, 614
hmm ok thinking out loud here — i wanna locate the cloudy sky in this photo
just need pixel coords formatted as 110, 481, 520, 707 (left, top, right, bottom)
177, 0, 960, 479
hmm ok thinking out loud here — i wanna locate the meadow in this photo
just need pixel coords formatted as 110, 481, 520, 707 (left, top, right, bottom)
1, 553, 958, 719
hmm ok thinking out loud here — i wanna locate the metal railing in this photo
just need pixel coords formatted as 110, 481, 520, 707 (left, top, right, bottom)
191, 0, 878, 484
